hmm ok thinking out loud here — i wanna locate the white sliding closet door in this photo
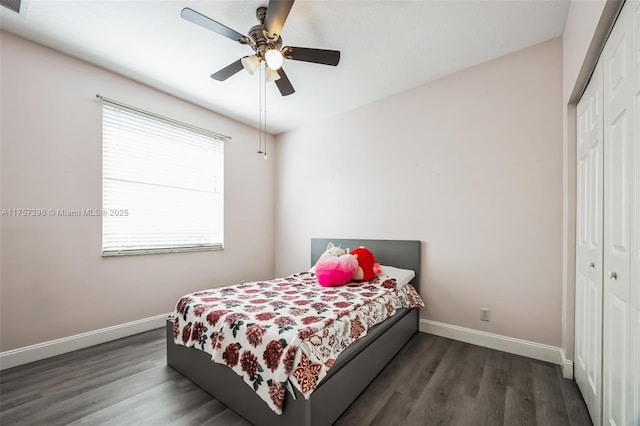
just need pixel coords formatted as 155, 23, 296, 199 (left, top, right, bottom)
630, 1, 640, 422
575, 60, 603, 426
602, 1, 638, 424
575, 1, 639, 424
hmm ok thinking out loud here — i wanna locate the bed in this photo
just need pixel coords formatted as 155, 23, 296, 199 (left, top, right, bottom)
166, 238, 422, 426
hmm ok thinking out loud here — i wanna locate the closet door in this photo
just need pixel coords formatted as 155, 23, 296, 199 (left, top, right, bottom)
630, 1, 639, 422
602, 1, 637, 424
575, 60, 603, 426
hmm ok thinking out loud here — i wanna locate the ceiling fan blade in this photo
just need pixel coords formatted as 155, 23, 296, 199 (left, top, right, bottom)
282, 46, 340, 66
181, 8, 248, 44
275, 67, 295, 96
264, 0, 295, 40
211, 59, 244, 81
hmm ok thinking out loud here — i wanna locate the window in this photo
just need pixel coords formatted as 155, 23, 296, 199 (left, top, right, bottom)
101, 100, 224, 256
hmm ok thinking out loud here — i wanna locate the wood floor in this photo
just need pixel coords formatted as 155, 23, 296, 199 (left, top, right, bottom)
0, 329, 592, 426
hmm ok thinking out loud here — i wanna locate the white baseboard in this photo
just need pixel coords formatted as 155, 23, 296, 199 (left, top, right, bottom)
0, 313, 170, 370
560, 349, 574, 379
420, 319, 574, 379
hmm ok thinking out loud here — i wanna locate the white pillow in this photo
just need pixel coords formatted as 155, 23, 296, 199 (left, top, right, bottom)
379, 265, 416, 288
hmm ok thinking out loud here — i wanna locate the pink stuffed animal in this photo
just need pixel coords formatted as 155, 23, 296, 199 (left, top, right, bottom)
314, 243, 358, 287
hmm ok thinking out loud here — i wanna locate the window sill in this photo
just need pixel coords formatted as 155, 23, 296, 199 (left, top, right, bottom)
102, 245, 223, 257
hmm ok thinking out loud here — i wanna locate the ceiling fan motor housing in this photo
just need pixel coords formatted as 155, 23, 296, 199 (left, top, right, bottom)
249, 7, 282, 59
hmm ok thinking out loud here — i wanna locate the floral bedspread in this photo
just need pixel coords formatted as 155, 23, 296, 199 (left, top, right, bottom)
172, 272, 424, 414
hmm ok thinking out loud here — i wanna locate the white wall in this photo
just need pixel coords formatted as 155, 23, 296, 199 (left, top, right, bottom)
275, 38, 564, 347
0, 31, 275, 352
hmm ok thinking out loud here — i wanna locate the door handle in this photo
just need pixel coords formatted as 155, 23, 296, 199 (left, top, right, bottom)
588, 261, 595, 269
609, 272, 617, 280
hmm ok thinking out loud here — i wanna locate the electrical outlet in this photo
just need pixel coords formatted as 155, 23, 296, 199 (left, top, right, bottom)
480, 308, 490, 322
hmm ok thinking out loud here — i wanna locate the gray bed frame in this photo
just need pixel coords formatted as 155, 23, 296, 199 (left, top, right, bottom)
166, 238, 421, 426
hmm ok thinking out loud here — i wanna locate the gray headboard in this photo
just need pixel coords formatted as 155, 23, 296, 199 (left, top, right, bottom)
311, 238, 421, 293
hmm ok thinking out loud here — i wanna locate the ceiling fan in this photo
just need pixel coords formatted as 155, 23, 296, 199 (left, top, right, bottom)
181, 0, 341, 96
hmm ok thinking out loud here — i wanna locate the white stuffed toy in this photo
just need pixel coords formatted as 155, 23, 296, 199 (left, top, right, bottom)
314, 243, 358, 287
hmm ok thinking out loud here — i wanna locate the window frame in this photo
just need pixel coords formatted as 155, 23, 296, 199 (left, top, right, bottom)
100, 97, 228, 257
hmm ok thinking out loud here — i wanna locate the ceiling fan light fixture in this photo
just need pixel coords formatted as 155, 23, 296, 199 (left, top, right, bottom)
265, 49, 284, 70
241, 55, 260, 75
265, 67, 281, 82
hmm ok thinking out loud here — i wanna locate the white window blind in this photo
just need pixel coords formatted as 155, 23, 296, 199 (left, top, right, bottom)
102, 102, 224, 256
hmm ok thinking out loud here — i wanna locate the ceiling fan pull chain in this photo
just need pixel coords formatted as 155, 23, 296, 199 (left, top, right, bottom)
257, 62, 263, 156
264, 68, 268, 160
263, 63, 268, 160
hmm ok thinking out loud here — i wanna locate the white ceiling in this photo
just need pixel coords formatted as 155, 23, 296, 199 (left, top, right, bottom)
0, 0, 570, 134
